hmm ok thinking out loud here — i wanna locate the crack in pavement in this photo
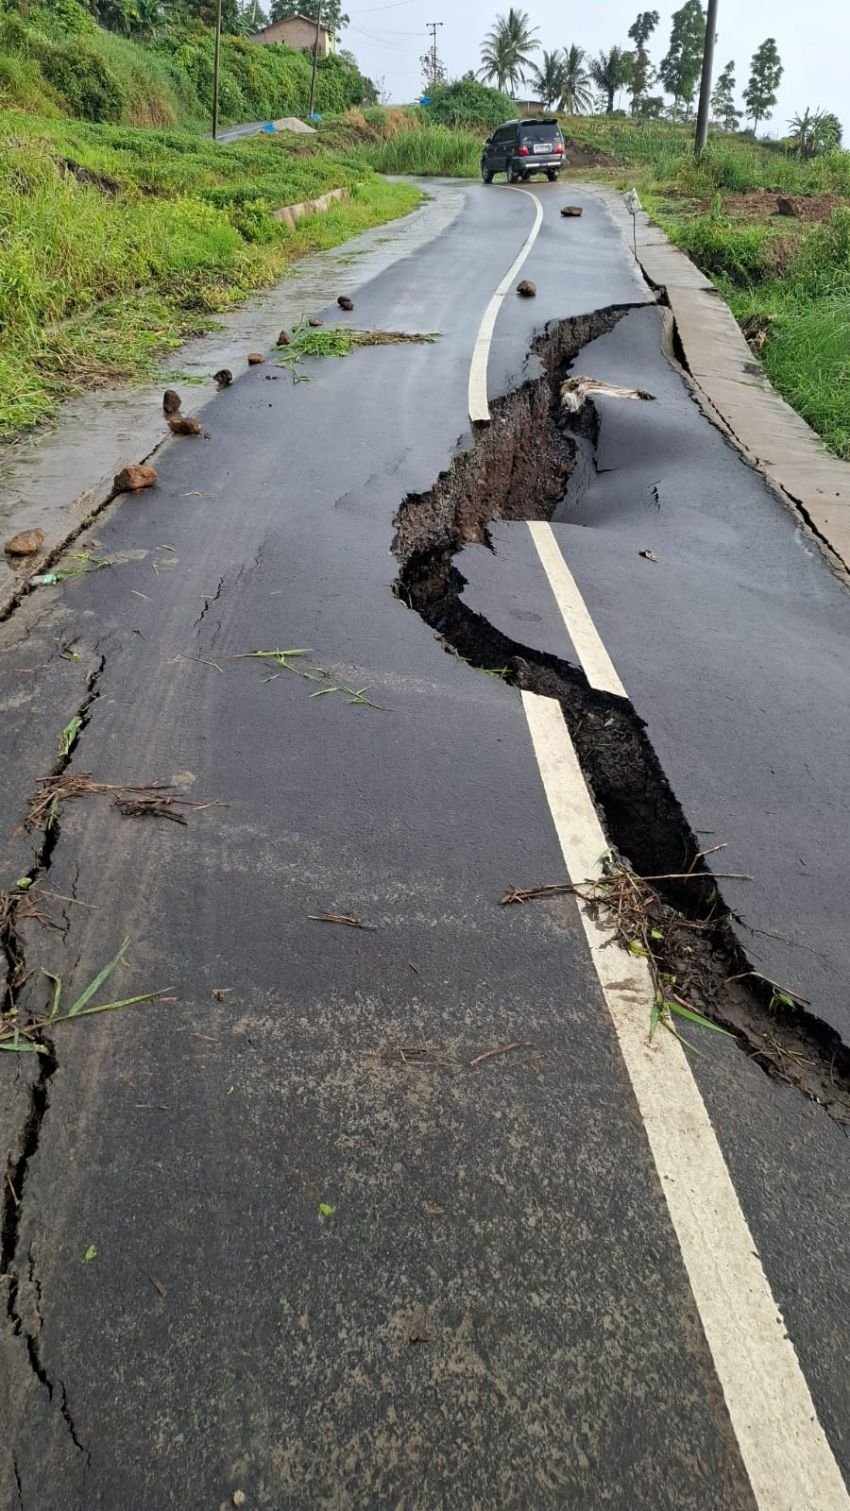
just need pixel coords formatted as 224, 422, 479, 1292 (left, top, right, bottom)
194, 576, 224, 632
392, 306, 850, 1128
0, 653, 107, 1469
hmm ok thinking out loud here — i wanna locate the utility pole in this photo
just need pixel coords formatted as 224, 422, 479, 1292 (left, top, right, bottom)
212, 0, 223, 140
425, 20, 443, 90
694, 0, 719, 156
308, 0, 324, 119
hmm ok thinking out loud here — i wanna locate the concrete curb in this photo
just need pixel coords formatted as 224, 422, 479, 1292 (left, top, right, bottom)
273, 185, 348, 229
591, 184, 850, 578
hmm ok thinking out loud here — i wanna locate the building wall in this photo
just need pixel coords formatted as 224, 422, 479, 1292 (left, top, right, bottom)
251, 18, 333, 55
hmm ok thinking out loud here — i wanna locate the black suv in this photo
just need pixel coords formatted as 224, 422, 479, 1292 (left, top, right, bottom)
481, 118, 565, 183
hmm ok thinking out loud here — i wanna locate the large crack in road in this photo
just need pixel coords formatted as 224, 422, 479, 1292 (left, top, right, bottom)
0, 655, 106, 1475
392, 307, 850, 1128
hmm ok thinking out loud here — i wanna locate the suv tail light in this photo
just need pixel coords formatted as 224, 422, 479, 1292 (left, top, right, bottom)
555, 143, 564, 154
517, 145, 530, 156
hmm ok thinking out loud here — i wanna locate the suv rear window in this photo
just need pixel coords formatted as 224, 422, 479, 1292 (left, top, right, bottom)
521, 124, 562, 144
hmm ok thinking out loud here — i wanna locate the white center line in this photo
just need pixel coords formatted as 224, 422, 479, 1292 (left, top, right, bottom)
468, 188, 544, 425
521, 688, 850, 1511
527, 519, 626, 697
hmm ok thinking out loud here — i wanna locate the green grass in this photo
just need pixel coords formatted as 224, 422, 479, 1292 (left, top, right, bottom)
365, 124, 480, 178
654, 197, 850, 457
0, 112, 420, 438
750, 295, 850, 458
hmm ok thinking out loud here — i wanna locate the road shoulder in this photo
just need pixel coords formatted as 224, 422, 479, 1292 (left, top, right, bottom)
591, 183, 850, 578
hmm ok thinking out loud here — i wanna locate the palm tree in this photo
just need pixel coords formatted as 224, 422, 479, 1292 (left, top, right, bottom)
528, 49, 565, 111
559, 43, 593, 114
589, 46, 632, 115
479, 8, 539, 95
788, 108, 843, 159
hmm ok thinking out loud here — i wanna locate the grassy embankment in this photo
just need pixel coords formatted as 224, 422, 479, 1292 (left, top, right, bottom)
326, 107, 850, 460
0, 0, 374, 129
0, 113, 419, 439
0, 0, 422, 440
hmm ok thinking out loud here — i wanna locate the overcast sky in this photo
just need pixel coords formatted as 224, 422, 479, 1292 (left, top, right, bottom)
344, 0, 849, 138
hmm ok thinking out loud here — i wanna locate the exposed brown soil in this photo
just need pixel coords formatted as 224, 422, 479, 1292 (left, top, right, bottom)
718, 190, 844, 222
563, 137, 613, 168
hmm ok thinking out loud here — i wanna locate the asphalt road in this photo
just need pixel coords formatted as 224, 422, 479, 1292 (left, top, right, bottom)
1, 181, 848, 1510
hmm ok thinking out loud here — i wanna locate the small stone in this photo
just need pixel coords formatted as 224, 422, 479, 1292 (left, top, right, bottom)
307, 318, 323, 328
516, 279, 536, 298
162, 389, 182, 415
337, 295, 354, 311
276, 330, 290, 346
247, 352, 265, 365
114, 465, 157, 493
4, 528, 45, 557
232, 1494, 247, 1507
168, 415, 203, 437
214, 369, 233, 388
639, 548, 658, 563
560, 205, 583, 217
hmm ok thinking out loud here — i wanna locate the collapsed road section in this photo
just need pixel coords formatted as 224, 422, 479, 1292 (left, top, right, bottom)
392, 306, 850, 1126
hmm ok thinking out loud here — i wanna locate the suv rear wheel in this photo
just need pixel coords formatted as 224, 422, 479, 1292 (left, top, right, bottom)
547, 169, 559, 182
482, 168, 494, 183
508, 163, 523, 183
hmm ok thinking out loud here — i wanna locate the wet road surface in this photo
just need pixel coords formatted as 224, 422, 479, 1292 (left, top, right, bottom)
1, 182, 848, 1510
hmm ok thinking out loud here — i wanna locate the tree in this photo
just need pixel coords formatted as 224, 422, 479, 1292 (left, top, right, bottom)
269, 0, 349, 38
659, 0, 705, 119
478, 8, 539, 94
527, 48, 565, 111
710, 60, 740, 130
627, 9, 659, 113
788, 108, 843, 158
235, 0, 268, 34
560, 43, 593, 114
743, 38, 783, 134
420, 44, 447, 93
589, 46, 632, 115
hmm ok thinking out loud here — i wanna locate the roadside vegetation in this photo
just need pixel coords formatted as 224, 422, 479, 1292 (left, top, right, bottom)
0, 111, 418, 438
0, 0, 374, 127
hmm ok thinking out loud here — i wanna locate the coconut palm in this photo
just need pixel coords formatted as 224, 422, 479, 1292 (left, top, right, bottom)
527, 49, 565, 111
559, 43, 593, 114
589, 45, 633, 115
479, 8, 539, 95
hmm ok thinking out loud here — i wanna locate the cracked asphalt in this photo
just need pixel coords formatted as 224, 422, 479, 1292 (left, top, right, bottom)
1, 182, 849, 1509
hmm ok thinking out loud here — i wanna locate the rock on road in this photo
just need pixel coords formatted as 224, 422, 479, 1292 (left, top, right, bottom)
1, 181, 849, 1510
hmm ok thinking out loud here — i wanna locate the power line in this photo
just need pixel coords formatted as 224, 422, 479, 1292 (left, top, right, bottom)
350, 0, 416, 11
425, 19, 443, 90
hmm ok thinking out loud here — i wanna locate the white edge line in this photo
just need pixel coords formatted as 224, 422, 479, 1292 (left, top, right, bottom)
526, 519, 626, 698
521, 687, 850, 1511
468, 188, 544, 425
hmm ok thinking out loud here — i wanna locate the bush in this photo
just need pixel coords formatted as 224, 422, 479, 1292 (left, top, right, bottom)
39, 38, 127, 122
424, 77, 514, 131
4, 0, 96, 40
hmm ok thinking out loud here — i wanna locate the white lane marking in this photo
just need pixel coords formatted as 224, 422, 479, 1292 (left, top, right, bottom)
521, 687, 850, 1511
468, 188, 544, 425
526, 519, 626, 697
